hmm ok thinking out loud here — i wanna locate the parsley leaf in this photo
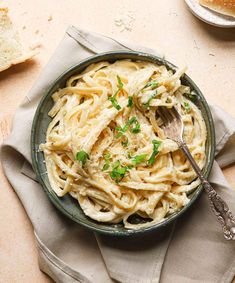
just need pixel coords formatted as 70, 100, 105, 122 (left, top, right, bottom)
115, 117, 139, 138
148, 140, 162, 165
184, 102, 191, 113
108, 96, 121, 110
102, 153, 111, 171
130, 118, 141, 134
126, 165, 134, 169
115, 126, 124, 138
117, 75, 123, 89
143, 90, 157, 108
131, 154, 147, 165
112, 160, 121, 169
116, 126, 129, 139
102, 164, 110, 171
127, 96, 133, 108
104, 153, 111, 160
76, 150, 89, 166
121, 137, 129, 147
127, 152, 133, 159
184, 91, 197, 102
127, 116, 137, 125
110, 167, 126, 183
109, 160, 130, 183
144, 81, 158, 89
108, 75, 124, 110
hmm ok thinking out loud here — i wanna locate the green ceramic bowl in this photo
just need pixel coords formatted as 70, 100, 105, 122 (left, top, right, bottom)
31, 51, 215, 236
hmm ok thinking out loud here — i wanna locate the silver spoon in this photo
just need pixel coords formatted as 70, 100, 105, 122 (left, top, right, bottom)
157, 106, 235, 240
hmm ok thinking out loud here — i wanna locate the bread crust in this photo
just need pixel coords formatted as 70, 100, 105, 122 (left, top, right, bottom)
0, 8, 36, 72
199, 0, 235, 17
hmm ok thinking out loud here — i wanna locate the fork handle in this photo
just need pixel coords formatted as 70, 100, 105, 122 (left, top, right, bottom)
179, 141, 235, 240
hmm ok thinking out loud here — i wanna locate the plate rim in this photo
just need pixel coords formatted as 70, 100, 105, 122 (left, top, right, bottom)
185, 0, 235, 28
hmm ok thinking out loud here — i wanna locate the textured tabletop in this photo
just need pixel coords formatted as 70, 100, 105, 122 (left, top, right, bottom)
0, 0, 234, 282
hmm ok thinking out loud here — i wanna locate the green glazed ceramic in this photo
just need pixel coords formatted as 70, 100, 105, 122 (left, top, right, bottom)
31, 51, 215, 236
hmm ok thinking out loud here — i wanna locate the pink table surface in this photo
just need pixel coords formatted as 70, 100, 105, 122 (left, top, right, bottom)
0, 0, 234, 282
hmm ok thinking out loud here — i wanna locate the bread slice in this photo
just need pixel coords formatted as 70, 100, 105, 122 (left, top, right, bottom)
0, 8, 36, 72
199, 0, 235, 18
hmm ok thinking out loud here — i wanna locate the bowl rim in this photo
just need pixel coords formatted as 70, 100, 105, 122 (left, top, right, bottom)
31, 50, 216, 236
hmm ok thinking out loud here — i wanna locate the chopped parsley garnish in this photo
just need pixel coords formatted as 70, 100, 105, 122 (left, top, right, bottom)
102, 163, 110, 171
109, 160, 130, 183
127, 152, 133, 159
144, 81, 158, 89
143, 90, 157, 108
148, 140, 162, 165
112, 160, 121, 169
76, 150, 89, 166
117, 75, 124, 89
115, 126, 125, 138
128, 116, 138, 125
129, 118, 141, 134
184, 91, 197, 102
109, 167, 127, 182
102, 153, 111, 171
127, 96, 133, 108
108, 75, 124, 110
131, 154, 147, 165
126, 165, 134, 169
109, 96, 121, 110
184, 102, 191, 113
121, 137, 129, 147
115, 116, 140, 138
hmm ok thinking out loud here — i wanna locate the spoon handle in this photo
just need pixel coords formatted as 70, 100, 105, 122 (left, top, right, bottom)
179, 141, 235, 240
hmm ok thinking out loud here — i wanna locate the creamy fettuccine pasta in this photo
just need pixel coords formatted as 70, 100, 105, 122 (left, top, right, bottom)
40, 60, 207, 229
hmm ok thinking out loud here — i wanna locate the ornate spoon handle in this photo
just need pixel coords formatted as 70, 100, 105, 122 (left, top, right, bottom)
180, 141, 235, 240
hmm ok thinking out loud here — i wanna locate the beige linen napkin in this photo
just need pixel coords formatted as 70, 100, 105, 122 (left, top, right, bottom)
1, 26, 235, 283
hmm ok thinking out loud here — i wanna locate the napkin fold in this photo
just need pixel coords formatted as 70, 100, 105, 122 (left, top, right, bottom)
1, 26, 235, 283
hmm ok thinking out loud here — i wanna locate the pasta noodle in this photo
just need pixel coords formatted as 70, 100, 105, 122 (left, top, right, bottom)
40, 60, 206, 229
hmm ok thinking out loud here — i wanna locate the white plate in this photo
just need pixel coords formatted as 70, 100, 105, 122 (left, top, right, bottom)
185, 0, 235, 28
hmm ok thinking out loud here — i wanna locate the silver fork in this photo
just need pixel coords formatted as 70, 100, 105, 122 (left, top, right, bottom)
157, 106, 235, 240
